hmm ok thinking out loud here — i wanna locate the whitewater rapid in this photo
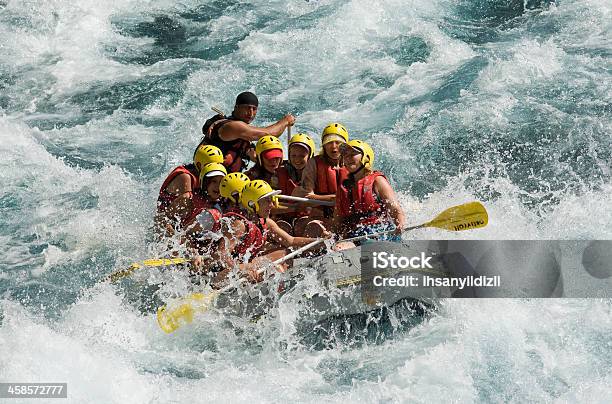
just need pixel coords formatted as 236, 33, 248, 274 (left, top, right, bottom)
1, 0, 610, 402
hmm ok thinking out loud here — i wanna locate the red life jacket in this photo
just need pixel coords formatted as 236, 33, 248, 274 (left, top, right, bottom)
275, 163, 307, 221
245, 165, 276, 187
181, 194, 217, 227
276, 163, 299, 196
199, 114, 252, 172
336, 171, 388, 226
223, 212, 267, 260
314, 155, 347, 195
157, 164, 199, 212
312, 155, 347, 218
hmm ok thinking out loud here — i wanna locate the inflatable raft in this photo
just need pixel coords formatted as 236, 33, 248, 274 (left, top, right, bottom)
157, 240, 455, 332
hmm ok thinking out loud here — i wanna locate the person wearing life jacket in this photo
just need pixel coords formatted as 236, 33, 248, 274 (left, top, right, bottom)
274, 133, 316, 235
210, 180, 329, 283
245, 135, 284, 184
185, 172, 249, 244
182, 162, 227, 229
332, 140, 405, 248
154, 145, 224, 237
197, 92, 295, 172
244, 135, 298, 235
294, 123, 349, 235
186, 171, 249, 274
218, 172, 251, 214
181, 162, 228, 259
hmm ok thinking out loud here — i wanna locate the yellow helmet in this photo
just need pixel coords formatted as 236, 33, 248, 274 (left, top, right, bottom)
194, 145, 224, 170
289, 133, 315, 158
240, 180, 281, 214
344, 139, 374, 170
219, 172, 250, 203
255, 135, 284, 165
198, 162, 227, 184
321, 123, 349, 145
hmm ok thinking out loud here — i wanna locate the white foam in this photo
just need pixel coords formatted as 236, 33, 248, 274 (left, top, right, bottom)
0, 299, 163, 403
0, 0, 610, 401
0, 118, 152, 275
477, 39, 566, 93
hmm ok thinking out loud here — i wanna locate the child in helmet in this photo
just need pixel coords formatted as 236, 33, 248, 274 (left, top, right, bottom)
273, 133, 316, 235
154, 145, 224, 237
178, 162, 227, 250
185, 172, 250, 274
183, 162, 227, 229
244, 135, 298, 234
218, 172, 250, 214
294, 123, 349, 236
331, 140, 405, 249
245, 135, 284, 184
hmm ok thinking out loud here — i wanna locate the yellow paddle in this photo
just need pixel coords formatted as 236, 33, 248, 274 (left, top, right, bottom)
104, 258, 188, 283
419, 201, 488, 231
341, 201, 488, 243
156, 201, 489, 333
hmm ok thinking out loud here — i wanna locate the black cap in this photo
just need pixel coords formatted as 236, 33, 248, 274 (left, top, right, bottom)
235, 91, 258, 107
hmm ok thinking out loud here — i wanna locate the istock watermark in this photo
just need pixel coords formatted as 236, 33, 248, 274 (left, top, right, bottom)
371, 274, 501, 289
359, 240, 612, 305
0, 383, 67, 399
372, 251, 433, 269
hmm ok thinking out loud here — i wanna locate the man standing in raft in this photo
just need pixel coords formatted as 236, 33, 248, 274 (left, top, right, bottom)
198, 92, 296, 172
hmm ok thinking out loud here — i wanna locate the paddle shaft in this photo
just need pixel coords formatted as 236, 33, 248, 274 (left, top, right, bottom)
217, 238, 324, 294
338, 223, 428, 244
270, 238, 324, 268
277, 194, 335, 207
105, 258, 188, 283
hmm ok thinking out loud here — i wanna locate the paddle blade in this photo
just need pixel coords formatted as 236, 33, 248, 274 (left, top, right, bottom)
426, 201, 488, 231
156, 291, 219, 333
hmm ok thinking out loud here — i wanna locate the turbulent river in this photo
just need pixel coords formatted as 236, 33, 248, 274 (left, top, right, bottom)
1, 0, 610, 402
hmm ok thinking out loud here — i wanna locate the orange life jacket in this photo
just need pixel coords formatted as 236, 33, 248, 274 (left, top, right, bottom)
314, 155, 347, 195
273, 163, 307, 222
276, 163, 299, 196
336, 171, 388, 227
